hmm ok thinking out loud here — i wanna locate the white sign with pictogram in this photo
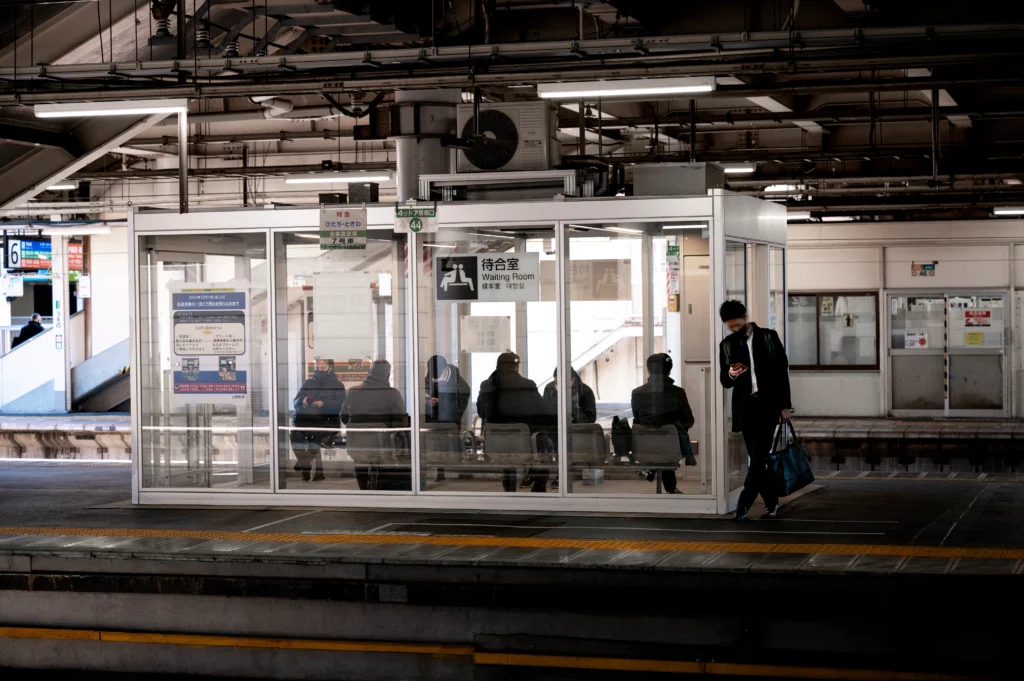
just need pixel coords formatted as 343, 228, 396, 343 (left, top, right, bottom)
434, 253, 540, 302
394, 206, 438, 233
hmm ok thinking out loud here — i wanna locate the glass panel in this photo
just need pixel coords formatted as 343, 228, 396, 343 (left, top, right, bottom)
787, 295, 818, 366
723, 241, 749, 496
890, 296, 944, 350
817, 294, 877, 366
725, 241, 747, 305
139, 233, 271, 489
949, 355, 1003, 409
564, 223, 706, 496
273, 230, 410, 492
417, 226, 559, 494
948, 295, 1006, 349
891, 354, 945, 410
769, 247, 785, 341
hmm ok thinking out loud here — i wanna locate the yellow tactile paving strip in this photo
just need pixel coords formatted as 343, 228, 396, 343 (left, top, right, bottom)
0, 626, 986, 680
1, 525, 1022, 560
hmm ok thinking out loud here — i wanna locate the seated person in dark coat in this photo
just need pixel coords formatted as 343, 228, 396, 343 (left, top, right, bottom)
290, 358, 346, 482
476, 352, 556, 493
542, 366, 598, 489
342, 359, 410, 490
631, 353, 696, 494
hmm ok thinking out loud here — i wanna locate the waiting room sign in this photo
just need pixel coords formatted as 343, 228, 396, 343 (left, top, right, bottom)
435, 252, 540, 302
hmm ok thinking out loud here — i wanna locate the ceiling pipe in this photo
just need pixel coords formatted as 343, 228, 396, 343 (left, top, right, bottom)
727, 173, 1022, 187
70, 162, 397, 181
131, 129, 360, 146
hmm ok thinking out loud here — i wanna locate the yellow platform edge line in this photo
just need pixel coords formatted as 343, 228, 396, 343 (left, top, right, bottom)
0, 525, 1021, 562
0, 627, 983, 680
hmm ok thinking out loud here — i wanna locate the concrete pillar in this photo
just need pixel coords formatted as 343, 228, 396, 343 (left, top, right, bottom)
393, 90, 460, 202
52, 236, 72, 413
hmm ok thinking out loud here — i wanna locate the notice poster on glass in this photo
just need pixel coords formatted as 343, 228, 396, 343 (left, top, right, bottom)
170, 282, 250, 404
905, 331, 929, 349
948, 298, 1005, 349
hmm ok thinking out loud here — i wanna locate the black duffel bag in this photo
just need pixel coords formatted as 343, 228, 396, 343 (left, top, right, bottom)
769, 421, 815, 498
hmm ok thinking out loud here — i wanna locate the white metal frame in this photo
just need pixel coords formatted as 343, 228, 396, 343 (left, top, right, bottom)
129, 193, 785, 515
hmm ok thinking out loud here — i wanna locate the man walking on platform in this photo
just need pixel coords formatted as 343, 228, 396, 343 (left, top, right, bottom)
718, 300, 792, 521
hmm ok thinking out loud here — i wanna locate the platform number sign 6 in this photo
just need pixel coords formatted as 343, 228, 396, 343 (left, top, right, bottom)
6, 240, 19, 267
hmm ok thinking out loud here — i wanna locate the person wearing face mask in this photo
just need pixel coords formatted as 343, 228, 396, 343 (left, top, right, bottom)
290, 358, 346, 482
425, 355, 471, 483
719, 299, 792, 521
342, 359, 411, 490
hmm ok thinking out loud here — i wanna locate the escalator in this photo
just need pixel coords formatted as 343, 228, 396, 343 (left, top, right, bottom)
71, 338, 130, 412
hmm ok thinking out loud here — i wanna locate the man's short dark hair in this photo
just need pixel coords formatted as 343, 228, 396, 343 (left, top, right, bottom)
31, 313, 41, 322
646, 353, 673, 376
719, 300, 747, 323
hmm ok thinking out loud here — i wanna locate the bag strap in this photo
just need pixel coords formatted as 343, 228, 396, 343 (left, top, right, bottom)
769, 421, 786, 454
786, 420, 799, 447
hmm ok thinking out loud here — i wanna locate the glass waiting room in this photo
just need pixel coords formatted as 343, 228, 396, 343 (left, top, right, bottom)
130, 192, 786, 514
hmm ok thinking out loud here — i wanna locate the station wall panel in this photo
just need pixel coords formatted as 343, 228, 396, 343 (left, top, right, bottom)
884, 245, 1010, 289
788, 247, 882, 291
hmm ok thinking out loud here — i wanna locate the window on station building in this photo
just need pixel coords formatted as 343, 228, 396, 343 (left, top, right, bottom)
787, 292, 879, 370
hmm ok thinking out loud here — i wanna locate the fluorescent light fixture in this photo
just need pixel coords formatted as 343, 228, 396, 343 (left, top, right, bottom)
35, 98, 189, 118
993, 207, 1024, 215
46, 184, 76, 191
721, 164, 757, 175
787, 212, 811, 221
423, 243, 456, 249
537, 77, 715, 100
820, 215, 853, 222
287, 172, 393, 185
663, 224, 702, 231
765, 184, 802, 193
1003, 178, 1022, 186
567, 224, 643, 235
39, 225, 112, 236
468, 231, 517, 240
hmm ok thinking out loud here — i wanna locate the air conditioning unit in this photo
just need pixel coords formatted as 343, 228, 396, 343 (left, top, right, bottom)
455, 101, 560, 173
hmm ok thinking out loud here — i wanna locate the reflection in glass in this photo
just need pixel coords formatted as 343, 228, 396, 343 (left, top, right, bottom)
418, 227, 560, 493
818, 295, 878, 366
725, 241, 747, 305
139, 233, 271, 489
273, 231, 410, 491
769, 247, 786, 340
563, 224, 707, 496
787, 295, 818, 366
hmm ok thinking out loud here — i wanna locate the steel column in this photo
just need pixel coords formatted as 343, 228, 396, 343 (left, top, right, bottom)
178, 109, 189, 213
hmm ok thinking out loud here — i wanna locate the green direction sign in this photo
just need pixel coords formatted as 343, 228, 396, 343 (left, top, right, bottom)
395, 207, 438, 234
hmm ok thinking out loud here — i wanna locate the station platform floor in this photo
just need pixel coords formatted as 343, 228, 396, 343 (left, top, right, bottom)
3, 465, 1023, 680
1, 465, 1023, 575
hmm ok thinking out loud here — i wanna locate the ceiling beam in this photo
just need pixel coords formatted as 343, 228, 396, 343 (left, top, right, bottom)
0, 113, 171, 209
